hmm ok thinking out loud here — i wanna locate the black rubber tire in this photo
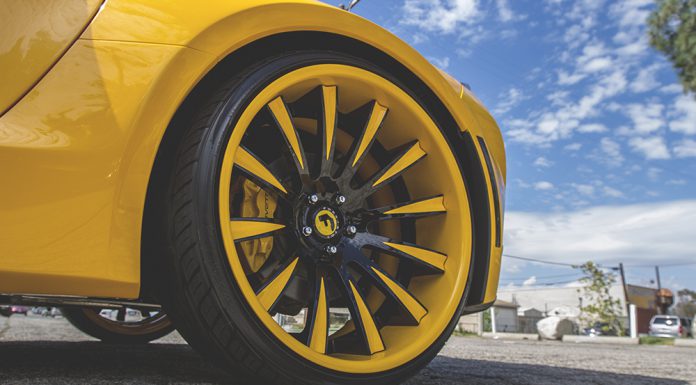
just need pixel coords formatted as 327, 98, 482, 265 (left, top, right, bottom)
157, 51, 470, 385
61, 307, 175, 344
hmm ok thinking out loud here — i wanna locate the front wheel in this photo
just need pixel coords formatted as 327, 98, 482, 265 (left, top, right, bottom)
160, 51, 475, 384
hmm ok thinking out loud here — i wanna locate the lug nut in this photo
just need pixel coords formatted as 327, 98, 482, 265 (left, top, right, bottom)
302, 226, 313, 236
325, 245, 337, 255
308, 194, 319, 204
346, 225, 357, 235
335, 194, 346, 205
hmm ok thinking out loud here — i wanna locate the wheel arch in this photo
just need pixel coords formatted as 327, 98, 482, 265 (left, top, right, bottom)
140, 30, 496, 311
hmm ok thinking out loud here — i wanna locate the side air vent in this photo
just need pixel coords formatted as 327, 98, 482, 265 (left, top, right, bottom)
477, 136, 501, 248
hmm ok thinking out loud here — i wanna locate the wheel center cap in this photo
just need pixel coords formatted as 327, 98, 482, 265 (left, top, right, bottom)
313, 207, 339, 238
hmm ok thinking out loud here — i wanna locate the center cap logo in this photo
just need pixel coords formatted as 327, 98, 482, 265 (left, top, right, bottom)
314, 208, 339, 237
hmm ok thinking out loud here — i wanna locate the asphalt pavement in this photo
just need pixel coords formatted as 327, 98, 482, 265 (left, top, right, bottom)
1, 315, 694, 385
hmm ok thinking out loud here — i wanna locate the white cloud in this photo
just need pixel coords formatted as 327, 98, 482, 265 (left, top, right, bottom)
581, 57, 613, 73
572, 183, 595, 196
521, 70, 627, 145
625, 102, 664, 134
599, 137, 624, 166
630, 64, 662, 93
496, 0, 514, 22
609, 0, 653, 27
674, 139, 696, 158
522, 276, 537, 286
558, 70, 586, 85
402, 0, 480, 34
660, 84, 683, 94
668, 94, 696, 135
494, 87, 527, 115
504, 200, 696, 264
603, 186, 624, 198
578, 123, 607, 133
534, 181, 555, 191
647, 166, 662, 181
629, 136, 671, 160
565, 143, 583, 151
428, 56, 451, 69
534, 156, 553, 167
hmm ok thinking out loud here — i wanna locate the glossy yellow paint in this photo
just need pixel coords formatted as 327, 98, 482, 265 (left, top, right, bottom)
229, 220, 285, 242
321, 86, 337, 160
349, 280, 385, 354
218, 65, 472, 372
370, 267, 427, 322
371, 142, 426, 187
383, 196, 446, 215
308, 277, 329, 354
0, 0, 503, 304
0, 0, 103, 115
268, 97, 306, 170
383, 242, 447, 272
235, 148, 288, 194
257, 257, 299, 311
352, 103, 388, 167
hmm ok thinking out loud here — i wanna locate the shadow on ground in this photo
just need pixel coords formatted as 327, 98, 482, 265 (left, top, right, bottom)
0, 342, 689, 385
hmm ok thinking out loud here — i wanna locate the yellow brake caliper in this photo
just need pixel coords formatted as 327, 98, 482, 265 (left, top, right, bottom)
241, 179, 278, 272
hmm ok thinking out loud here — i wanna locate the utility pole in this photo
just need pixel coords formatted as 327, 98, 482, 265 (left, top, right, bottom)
655, 266, 662, 290
618, 263, 630, 316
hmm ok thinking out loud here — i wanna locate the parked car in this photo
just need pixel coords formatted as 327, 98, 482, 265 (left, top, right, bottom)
649, 315, 689, 338
582, 322, 618, 337
9, 306, 31, 316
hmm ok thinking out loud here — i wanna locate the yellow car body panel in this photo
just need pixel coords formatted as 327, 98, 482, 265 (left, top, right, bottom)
0, 0, 104, 115
0, 0, 504, 303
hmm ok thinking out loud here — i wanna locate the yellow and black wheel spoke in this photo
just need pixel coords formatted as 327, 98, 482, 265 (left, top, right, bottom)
255, 256, 300, 311
350, 233, 447, 274
267, 96, 310, 179
229, 218, 286, 242
337, 101, 388, 182
367, 195, 446, 221
319, 85, 338, 179
234, 146, 289, 196
346, 141, 427, 208
342, 243, 428, 325
301, 267, 331, 354
333, 265, 385, 355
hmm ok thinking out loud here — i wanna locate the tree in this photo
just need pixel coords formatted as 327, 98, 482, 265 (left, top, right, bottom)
675, 289, 696, 318
648, 0, 696, 95
575, 262, 625, 336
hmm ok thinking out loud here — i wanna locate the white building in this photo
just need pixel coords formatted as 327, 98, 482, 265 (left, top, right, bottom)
497, 284, 628, 320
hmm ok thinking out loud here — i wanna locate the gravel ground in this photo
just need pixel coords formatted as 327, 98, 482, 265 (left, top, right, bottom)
1, 315, 694, 385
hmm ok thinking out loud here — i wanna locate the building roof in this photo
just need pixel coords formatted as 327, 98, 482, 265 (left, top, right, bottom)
494, 299, 519, 309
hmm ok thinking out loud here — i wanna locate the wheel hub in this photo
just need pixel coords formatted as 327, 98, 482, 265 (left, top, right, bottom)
296, 192, 352, 258
313, 207, 340, 238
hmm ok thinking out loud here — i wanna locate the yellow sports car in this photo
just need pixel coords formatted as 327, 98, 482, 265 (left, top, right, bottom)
0, 0, 505, 383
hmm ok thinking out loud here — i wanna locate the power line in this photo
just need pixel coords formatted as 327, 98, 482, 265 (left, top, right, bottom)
503, 254, 695, 270
500, 272, 583, 282
502, 254, 579, 267
623, 261, 696, 268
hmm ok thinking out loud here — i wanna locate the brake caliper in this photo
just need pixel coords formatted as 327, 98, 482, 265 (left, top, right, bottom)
240, 179, 277, 272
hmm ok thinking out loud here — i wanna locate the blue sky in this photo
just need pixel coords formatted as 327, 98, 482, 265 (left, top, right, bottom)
328, 0, 696, 292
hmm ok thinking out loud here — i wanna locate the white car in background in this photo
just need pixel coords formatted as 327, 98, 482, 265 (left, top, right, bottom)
648, 315, 690, 338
